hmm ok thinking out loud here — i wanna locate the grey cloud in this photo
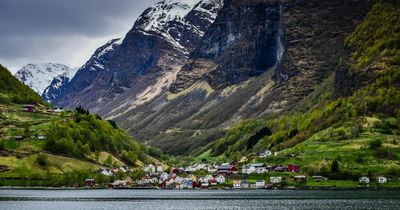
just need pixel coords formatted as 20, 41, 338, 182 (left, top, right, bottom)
0, 0, 158, 72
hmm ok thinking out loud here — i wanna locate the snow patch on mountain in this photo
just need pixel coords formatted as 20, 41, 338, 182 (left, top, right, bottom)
141, 0, 201, 32
135, 0, 223, 53
14, 63, 77, 95
80, 38, 121, 72
42, 67, 79, 102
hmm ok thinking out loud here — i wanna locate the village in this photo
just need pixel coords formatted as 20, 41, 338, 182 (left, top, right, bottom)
2, 103, 395, 190
87, 150, 393, 190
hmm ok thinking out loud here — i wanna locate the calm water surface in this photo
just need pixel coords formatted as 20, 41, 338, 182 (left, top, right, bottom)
0, 189, 400, 210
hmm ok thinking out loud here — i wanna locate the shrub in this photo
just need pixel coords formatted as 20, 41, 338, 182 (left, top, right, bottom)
0, 141, 5, 150
369, 139, 382, 149
37, 154, 48, 167
375, 147, 397, 160
121, 151, 138, 166
331, 159, 339, 173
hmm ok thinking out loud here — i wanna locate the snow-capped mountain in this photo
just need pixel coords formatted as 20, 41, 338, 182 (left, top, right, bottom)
135, 0, 223, 54
54, 0, 223, 109
44, 38, 122, 103
80, 38, 122, 72
41, 67, 79, 102
14, 63, 77, 96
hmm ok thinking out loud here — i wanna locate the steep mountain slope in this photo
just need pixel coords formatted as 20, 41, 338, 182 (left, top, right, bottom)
203, 0, 400, 177
54, 0, 223, 112
14, 63, 77, 98
108, 0, 370, 155
0, 64, 44, 104
51, 38, 122, 105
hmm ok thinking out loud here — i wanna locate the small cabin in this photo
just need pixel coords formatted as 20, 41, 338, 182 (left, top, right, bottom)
22, 104, 35, 112
377, 177, 387, 184
293, 175, 307, 183
217, 164, 237, 174
255, 180, 266, 188
14, 136, 24, 141
312, 176, 327, 181
216, 175, 226, 184
259, 150, 272, 158
85, 178, 96, 187
288, 164, 301, 173
233, 180, 241, 189
270, 176, 282, 184
241, 180, 250, 188
359, 177, 370, 184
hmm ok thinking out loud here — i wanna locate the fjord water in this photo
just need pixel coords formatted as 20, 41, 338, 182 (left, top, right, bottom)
0, 189, 400, 210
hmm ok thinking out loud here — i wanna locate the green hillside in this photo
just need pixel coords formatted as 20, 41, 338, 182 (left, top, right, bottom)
199, 0, 400, 179
0, 103, 167, 186
0, 64, 44, 104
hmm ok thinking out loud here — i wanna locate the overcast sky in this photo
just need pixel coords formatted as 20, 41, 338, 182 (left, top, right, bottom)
0, 0, 158, 73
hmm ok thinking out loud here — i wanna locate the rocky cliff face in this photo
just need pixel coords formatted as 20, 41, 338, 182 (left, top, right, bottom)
53, 38, 121, 106
275, 0, 370, 101
170, 0, 283, 93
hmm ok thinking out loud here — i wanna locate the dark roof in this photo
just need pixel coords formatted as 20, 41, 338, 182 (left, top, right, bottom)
218, 165, 235, 170
251, 163, 266, 167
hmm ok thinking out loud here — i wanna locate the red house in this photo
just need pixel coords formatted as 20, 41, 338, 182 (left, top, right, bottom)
217, 164, 237, 174
288, 164, 301, 173
172, 168, 184, 175
192, 181, 199, 189
22, 104, 35, 112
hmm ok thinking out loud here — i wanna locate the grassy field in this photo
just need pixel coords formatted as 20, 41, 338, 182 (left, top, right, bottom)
247, 120, 400, 178
0, 104, 120, 186
0, 153, 101, 179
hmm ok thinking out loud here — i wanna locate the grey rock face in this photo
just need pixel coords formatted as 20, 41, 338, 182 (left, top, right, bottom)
170, 0, 284, 93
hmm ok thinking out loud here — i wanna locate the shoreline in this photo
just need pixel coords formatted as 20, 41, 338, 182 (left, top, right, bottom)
1, 186, 400, 191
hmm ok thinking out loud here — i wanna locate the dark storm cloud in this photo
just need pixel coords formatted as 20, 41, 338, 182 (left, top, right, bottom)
0, 0, 158, 72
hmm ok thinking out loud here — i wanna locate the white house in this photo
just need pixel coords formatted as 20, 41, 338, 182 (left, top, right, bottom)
195, 163, 208, 171
270, 177, 282, 184
53, 108, 63, 113
378, 177, 387, 184
255, 180, 266, 188
259, 150, 273, 158
241, 180, 250, 188
207, 165, 218, 173
160, 172, 169, 181
156, 166, 164, 173
242, 163, 268, 174
185, 166, 195, 173
143, 164, 156, 173
100, 168, 113, 176
118, 166, 127, 173
216, 175, 226, 184
242, 164, 252, 174
359, 177, 370, 184
111, 180, 127, 187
